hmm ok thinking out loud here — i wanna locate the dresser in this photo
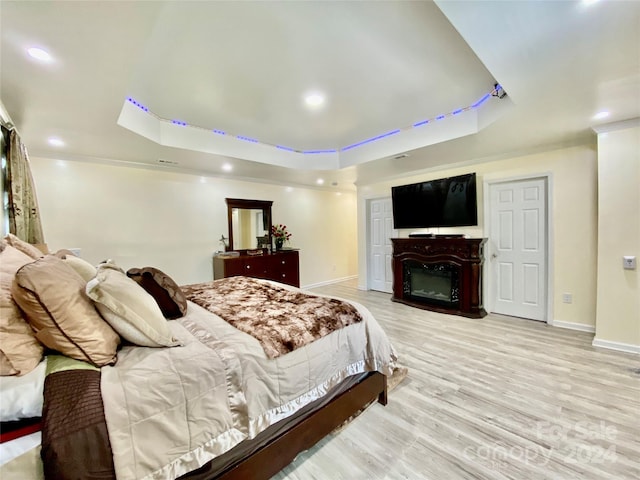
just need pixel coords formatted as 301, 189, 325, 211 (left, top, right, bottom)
213, 250, 300, 287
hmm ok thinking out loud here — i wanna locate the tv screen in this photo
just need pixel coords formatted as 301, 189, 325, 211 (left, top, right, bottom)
392, 173, 478, 229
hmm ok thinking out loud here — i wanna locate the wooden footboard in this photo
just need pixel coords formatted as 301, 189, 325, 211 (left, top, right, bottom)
215, 371, 387, 480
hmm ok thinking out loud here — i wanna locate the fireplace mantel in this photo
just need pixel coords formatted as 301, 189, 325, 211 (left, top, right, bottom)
391, 237, 487, 318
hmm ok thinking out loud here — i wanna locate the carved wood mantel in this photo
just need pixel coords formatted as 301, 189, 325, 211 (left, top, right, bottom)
391, 237, 487, 318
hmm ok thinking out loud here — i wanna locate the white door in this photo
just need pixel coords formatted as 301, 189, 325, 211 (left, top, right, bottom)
369, 198, 396, 293
489, 178, 547, 320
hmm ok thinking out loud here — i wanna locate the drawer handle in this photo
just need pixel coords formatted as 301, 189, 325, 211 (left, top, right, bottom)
246, 265, 251, 270
281, 261, 286, 265
282, 274, 286, 278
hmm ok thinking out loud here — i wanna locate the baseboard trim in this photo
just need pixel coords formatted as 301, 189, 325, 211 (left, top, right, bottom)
302, 275, 358, 290
592, 338, 640, 355
550, 320, 596, 333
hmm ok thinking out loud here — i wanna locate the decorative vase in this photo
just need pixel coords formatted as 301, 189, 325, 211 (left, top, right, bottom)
275, 238, 284, 250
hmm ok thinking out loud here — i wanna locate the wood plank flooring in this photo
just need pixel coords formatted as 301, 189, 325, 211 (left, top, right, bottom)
272, 280, 640, 480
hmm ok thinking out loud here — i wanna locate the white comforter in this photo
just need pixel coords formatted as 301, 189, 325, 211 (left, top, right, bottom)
101, 289, 396, 480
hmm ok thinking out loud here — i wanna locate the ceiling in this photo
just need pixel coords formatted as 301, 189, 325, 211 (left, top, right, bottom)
1, 0, 639, 191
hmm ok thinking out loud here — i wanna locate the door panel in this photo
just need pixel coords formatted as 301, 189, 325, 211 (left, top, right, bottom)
523, 263, 539, 304
490, 178, 547, 320
499, 211, 513, 250
499, 263, 514, 301
369, 198, 396, 293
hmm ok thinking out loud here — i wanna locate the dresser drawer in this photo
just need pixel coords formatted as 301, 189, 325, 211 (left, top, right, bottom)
214, 251, 299, 287
270, 252, 300, 287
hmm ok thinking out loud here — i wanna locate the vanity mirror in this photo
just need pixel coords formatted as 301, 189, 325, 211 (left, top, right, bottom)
225, 198, 273, 251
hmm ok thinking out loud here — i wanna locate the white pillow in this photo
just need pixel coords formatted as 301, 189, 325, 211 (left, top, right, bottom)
63, 255, 97, 282
86, 263, 182, 348
0, 359, 46, 422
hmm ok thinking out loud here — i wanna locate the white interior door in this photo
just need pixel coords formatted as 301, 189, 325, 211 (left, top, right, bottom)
369, 198, 396, 293
489, 178, 547, 320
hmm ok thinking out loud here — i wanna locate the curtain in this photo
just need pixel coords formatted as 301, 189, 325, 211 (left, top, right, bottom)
6, 129, 45, 244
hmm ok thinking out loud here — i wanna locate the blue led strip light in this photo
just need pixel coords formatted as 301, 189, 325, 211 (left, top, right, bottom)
471, 93, 491, 108
341, 129, 401, 152
303, 149, 338, 154
412, 88, 497, 128
127, 97, 148, 112
276, 145, 296, 152
126, 85, 500, 156
237, 135, 259, 143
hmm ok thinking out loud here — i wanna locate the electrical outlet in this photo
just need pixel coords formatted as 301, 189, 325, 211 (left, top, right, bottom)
562, 293, 573, 304
623, 256, 636, 270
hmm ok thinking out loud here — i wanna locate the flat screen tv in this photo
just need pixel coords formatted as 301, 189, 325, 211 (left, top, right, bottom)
391, 173, 478, 229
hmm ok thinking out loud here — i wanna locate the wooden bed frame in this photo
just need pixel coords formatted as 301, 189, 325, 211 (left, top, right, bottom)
215, 371, 387, 480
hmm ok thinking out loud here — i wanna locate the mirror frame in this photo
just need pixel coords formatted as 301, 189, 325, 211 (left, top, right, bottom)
225, 198, 273, 252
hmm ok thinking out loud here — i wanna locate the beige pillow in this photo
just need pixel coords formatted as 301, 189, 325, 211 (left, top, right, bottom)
0, 245, 43, 376
86, 263, 182, 347
12, 255, 120, 367
0, 351, 16, 375
3, 234, 44, 260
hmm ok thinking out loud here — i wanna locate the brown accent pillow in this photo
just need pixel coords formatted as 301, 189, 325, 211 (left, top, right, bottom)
0, 244, 43, 376
126, 267, 188, 319
12, 255, 120, 367
3, 234, 44, 260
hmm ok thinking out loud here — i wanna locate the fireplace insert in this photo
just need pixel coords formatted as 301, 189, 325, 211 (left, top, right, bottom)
402, 261, 460, 308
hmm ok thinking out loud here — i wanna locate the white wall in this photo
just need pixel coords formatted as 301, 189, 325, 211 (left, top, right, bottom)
594, 121, 640, 352
29, 157, 357, 288
357, 144, 599, 329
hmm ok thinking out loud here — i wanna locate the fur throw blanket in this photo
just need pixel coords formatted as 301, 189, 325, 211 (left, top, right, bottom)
181, 277, 363, 358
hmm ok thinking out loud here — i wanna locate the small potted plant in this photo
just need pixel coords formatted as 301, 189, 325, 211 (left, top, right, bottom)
271, 224, 292, 250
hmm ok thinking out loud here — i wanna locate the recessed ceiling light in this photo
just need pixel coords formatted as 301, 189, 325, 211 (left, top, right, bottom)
592, 111, 610, 120
222, 163, 232, 172
27, 47, 53, 62
48, 137, 64, 147
316, 178, 324, 185
304, 93, 325, 108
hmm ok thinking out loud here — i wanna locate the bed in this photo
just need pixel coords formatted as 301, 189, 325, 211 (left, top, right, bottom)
0, 241, 397, 480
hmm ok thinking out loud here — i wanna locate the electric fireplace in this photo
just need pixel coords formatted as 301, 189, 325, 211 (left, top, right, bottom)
391, 237, 486, 318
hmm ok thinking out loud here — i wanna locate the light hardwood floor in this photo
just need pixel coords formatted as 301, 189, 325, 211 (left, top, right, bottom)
272, 280, 640, 480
